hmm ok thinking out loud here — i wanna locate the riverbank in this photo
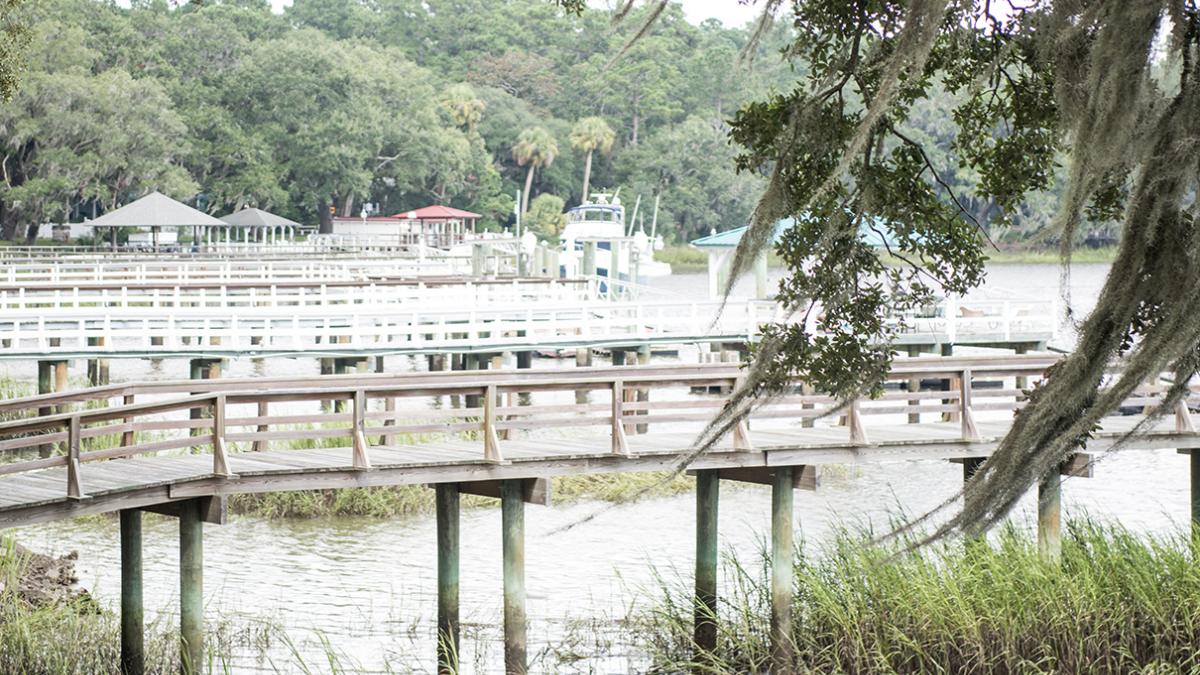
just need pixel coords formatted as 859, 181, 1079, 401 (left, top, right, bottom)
656, 243, 1117, 275
632, 521, 1200, 674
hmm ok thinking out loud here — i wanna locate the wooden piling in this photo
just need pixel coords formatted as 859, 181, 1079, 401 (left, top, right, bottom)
179, 500, 204, 674
1037, 469, 1061, 562
88, 337, 110, 386
962, 457, 985, 482
1192, 450, 1200, 534
636, 345, 650, 434
37, 360, 59, 458
770, 467, 794, 673
575, 348, 592, 405
501, 479, 527, 674
189, 359, 220, 443
516, 351, 532, 370
694, 469, 719, 663
120, 510, 144, 675
436, 484, 460, 675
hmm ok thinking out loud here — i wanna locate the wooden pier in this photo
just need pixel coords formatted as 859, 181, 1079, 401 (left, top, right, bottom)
1, 354, 1197, 673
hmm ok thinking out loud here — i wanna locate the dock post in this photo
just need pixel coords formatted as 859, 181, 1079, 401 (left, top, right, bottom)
36, 359, 64, 458
120, 510, 144, 675
940, 344, 957, 422
189, 359, 221, 441
636, 345, 650, 434
87, 337, 110, 386
1037, 469, 1062, 563
179, 499, 204, 674
962, 457, 985, 482
436, 484, 460, 675
906, 345, 922, 424
575, 348, 592, 405
770, 467, 794, 672
694, 469, 719, 663
501, 479, 527, 674
465, 354, 484, 409
1192, 450, 1200, 535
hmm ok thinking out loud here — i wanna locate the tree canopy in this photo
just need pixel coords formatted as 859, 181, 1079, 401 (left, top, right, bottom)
583, 0, 1200, 541
0, 0, 805, 242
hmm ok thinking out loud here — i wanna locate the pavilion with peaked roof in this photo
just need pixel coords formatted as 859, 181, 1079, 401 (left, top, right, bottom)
87, 191, 225, 249
219, 207, 306, 245
331, 204, 483, 248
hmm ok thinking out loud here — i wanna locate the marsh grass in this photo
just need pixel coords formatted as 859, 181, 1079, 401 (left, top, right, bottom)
228, 471, 696, 519
633, 520, 1200, 674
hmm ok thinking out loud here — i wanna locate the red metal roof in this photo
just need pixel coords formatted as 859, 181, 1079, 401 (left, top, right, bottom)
391, 205, 482, 220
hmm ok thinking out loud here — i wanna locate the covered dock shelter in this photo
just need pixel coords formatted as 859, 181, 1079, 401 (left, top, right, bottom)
86, 192, 225, 250
219, 207, 303, 245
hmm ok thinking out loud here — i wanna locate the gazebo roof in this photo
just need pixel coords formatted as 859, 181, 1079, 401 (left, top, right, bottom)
87, 191, 225, 228
393, 205, 482, 221
219, 207, 300, 228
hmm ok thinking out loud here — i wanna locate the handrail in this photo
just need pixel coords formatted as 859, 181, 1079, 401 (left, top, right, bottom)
1, 354, 1191, 502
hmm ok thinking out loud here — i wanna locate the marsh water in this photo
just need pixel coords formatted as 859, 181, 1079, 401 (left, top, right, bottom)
10, 263, 1194, 674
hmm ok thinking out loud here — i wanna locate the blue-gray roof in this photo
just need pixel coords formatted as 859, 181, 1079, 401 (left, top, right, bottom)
690, 216, 900, 249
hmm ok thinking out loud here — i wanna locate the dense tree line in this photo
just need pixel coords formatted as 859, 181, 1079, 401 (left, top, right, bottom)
0, 0, 799, 242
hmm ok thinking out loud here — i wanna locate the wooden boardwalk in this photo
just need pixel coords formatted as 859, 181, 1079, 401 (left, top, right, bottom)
0, 355, 1193, 528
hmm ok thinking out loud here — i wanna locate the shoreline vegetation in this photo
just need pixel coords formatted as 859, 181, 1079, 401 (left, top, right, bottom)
654, 244, 1119, 274
3, 521, 1197, 673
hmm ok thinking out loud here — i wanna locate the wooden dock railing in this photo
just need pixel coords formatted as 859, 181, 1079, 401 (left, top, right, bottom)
5, 354, 1185, 501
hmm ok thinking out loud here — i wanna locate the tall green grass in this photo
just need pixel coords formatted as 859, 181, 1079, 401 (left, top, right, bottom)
633, 521, 1200, 674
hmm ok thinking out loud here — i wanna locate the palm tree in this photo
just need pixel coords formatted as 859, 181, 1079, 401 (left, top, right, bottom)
512, 127, 558, 215
442, 83, 486, 132
569, 116, 615, 201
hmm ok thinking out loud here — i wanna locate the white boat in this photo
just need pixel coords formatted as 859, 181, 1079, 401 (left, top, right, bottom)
558, 193, 671, 284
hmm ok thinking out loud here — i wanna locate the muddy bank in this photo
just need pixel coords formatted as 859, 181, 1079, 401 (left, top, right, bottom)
0, 541, 95, 611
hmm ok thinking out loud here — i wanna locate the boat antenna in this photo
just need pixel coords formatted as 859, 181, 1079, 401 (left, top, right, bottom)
627, 194, 642, 236
650, 193, 660, 241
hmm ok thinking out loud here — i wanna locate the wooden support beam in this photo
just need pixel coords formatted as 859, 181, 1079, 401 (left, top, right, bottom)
120, 510, 144, 675
436, 484, 459, 675
960, 457, 985, 482
179, 499, 204, 675
1059, 452, 1093, 478
770, 466, 794, 673
694, 469, 719, 665
501, 479, 527, 675
454, 478, 550, 506
692, 466, 819, 491
142, 496, 227, 525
